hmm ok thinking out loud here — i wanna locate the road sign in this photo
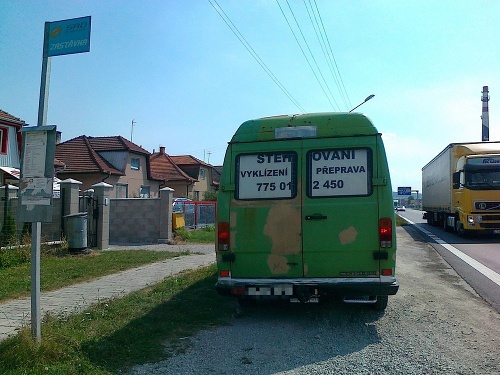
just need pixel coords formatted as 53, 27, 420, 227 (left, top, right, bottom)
45, 16, 91, 57
398, 186, 411, 195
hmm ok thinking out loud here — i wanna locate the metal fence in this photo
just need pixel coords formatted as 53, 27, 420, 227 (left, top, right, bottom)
178, 201, 216, 229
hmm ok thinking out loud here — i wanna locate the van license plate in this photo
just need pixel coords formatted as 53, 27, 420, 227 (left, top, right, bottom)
247, 285, 293, 296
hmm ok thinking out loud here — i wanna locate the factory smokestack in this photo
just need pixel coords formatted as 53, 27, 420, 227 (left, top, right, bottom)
481, 86, 490, 141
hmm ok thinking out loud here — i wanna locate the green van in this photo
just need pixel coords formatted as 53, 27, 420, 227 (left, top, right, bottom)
216, 113, 398, 310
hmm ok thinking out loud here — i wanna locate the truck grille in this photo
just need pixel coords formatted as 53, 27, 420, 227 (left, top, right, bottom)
474, 201, 500, 211
480, 223, 500, 229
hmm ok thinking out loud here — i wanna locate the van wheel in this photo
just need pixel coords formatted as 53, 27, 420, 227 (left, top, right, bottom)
238, 298, 254, 307
372, 295, 388, 311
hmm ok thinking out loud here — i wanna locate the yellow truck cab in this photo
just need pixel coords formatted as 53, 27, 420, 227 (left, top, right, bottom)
216, 113, 398, 310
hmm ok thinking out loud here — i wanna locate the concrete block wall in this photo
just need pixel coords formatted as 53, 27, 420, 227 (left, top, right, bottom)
109, 198, 160, 244
0, 197, 63, 242
0, 181, 174, 247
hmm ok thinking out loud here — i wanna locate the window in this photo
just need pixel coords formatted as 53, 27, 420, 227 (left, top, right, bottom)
199, 168, 206, 180
131, 157, 140, 170
235, 152, 297, 200
115, 183, 128, 198
140, 185, 150, 198
306, 148, 372, 198
0, 127, 8, 154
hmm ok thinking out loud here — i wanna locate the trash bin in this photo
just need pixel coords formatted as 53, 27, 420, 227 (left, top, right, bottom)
64, 212, 88, 251
172, 212, 185, 230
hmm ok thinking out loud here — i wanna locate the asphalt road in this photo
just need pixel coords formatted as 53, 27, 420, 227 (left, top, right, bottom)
397, 208, 500, 313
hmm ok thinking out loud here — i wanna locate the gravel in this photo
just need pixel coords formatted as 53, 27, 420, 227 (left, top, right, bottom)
128, 226, 500, 375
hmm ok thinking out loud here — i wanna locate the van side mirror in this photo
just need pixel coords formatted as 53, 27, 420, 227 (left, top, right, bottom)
452, 171, 461, 189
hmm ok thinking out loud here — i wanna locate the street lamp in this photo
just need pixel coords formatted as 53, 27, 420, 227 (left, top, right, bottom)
349, 94, 375, 113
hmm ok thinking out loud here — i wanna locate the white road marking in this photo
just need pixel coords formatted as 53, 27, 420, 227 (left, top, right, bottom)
403, 217, 500, 287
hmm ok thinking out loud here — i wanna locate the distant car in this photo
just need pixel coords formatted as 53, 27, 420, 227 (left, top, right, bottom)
396, 205, 406, 212
173, 198, 192, 212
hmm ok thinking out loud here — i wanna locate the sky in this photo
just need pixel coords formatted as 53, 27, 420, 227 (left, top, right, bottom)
1, 0, 500, 194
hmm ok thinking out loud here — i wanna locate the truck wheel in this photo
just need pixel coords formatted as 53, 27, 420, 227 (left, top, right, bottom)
443, 216, 450, 232
371, 295, 388, 311
455, 221, 468, 238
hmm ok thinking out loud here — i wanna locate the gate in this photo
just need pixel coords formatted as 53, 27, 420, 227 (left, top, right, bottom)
79, 192, 98, 247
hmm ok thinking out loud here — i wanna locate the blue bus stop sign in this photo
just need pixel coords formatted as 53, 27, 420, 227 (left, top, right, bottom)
45, 16, 91, 57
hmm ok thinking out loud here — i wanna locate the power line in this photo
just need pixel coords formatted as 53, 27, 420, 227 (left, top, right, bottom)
208, 0, 306, 113
277, 0, 340, 111
303, 0, 349, 110
312, 0, 351, 108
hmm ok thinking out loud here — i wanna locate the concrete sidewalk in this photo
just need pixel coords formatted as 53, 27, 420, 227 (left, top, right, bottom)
0, 250, 215, 342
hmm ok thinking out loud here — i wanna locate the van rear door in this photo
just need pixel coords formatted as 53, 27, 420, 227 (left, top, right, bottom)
301, 137, 380, 278
229, 141, 304, 279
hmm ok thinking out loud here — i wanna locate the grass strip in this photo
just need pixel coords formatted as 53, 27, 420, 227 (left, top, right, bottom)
0, 250, 189, 302
0, 264, 234, 374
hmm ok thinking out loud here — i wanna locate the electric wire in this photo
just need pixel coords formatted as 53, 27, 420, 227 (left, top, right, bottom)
303, 0, 350, 110
312, 0, 351, 108
278, 0, 340, 111
208, 0, 306, 113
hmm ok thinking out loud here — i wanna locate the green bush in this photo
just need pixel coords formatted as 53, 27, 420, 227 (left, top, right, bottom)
174, 227, 190, 242
203, 190, 218, 201
0, 246, 30, 269
0, 208, 17, 247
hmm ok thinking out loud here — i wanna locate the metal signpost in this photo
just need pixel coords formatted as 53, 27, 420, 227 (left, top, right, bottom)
24, 16, 91, 342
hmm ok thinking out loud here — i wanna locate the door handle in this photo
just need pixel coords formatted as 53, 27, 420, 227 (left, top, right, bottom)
305, 213, 327, 220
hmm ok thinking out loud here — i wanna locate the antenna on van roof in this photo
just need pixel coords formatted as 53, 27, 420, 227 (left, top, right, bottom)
349, 94, 375, 113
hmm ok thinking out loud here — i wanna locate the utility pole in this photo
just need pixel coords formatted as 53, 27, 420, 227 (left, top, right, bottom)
481, 86, 490, 142
131, 119, 137, 142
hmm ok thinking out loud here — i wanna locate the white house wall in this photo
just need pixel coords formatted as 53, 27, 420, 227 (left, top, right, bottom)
98, 151, 128, 171
0, 126, 20, 168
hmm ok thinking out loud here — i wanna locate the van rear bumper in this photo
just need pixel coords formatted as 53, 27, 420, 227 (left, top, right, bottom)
216, 277, 399, 297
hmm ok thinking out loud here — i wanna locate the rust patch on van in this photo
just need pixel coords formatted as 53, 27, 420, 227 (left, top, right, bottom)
267, 254, 290, 274
339, 226, 358, 245
264, 205, 301, 254
264, 205, 301, 274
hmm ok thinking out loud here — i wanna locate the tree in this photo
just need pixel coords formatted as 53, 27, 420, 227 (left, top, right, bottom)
203, 190, 218, 201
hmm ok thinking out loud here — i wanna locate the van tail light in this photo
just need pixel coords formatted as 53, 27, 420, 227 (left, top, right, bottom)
379, 217, 392, 248
218, 222, 230, 251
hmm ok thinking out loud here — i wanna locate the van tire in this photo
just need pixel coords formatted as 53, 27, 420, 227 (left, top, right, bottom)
238, 298, 254, 307
372, 295, 388, 311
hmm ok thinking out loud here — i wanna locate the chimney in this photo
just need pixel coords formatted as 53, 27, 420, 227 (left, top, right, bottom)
159, 146, 165, 155
56, 131, 62, 144
481, 86, 490, 141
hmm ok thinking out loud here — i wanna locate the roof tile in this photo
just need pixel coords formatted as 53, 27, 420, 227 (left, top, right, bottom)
150, 152, 196, 182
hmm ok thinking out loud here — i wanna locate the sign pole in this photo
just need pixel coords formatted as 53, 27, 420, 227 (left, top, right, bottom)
27, 15, 91, 342
30, 22, 52, 343
37, 22, 51, 128
30, 222, 41, 341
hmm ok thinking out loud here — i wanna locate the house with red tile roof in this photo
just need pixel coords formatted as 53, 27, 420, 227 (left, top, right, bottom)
55, 135, 162, 198
150, 146, 217, 200
0, 110, 25, 185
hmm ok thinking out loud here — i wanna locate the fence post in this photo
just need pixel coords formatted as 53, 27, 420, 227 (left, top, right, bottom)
159, 187, 174, 244
59, 178, 82, 216
91, 182, 112, 250
59, 178, 82, 237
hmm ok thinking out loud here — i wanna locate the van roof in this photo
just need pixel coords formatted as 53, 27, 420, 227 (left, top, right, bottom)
230, 112, 379, 143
